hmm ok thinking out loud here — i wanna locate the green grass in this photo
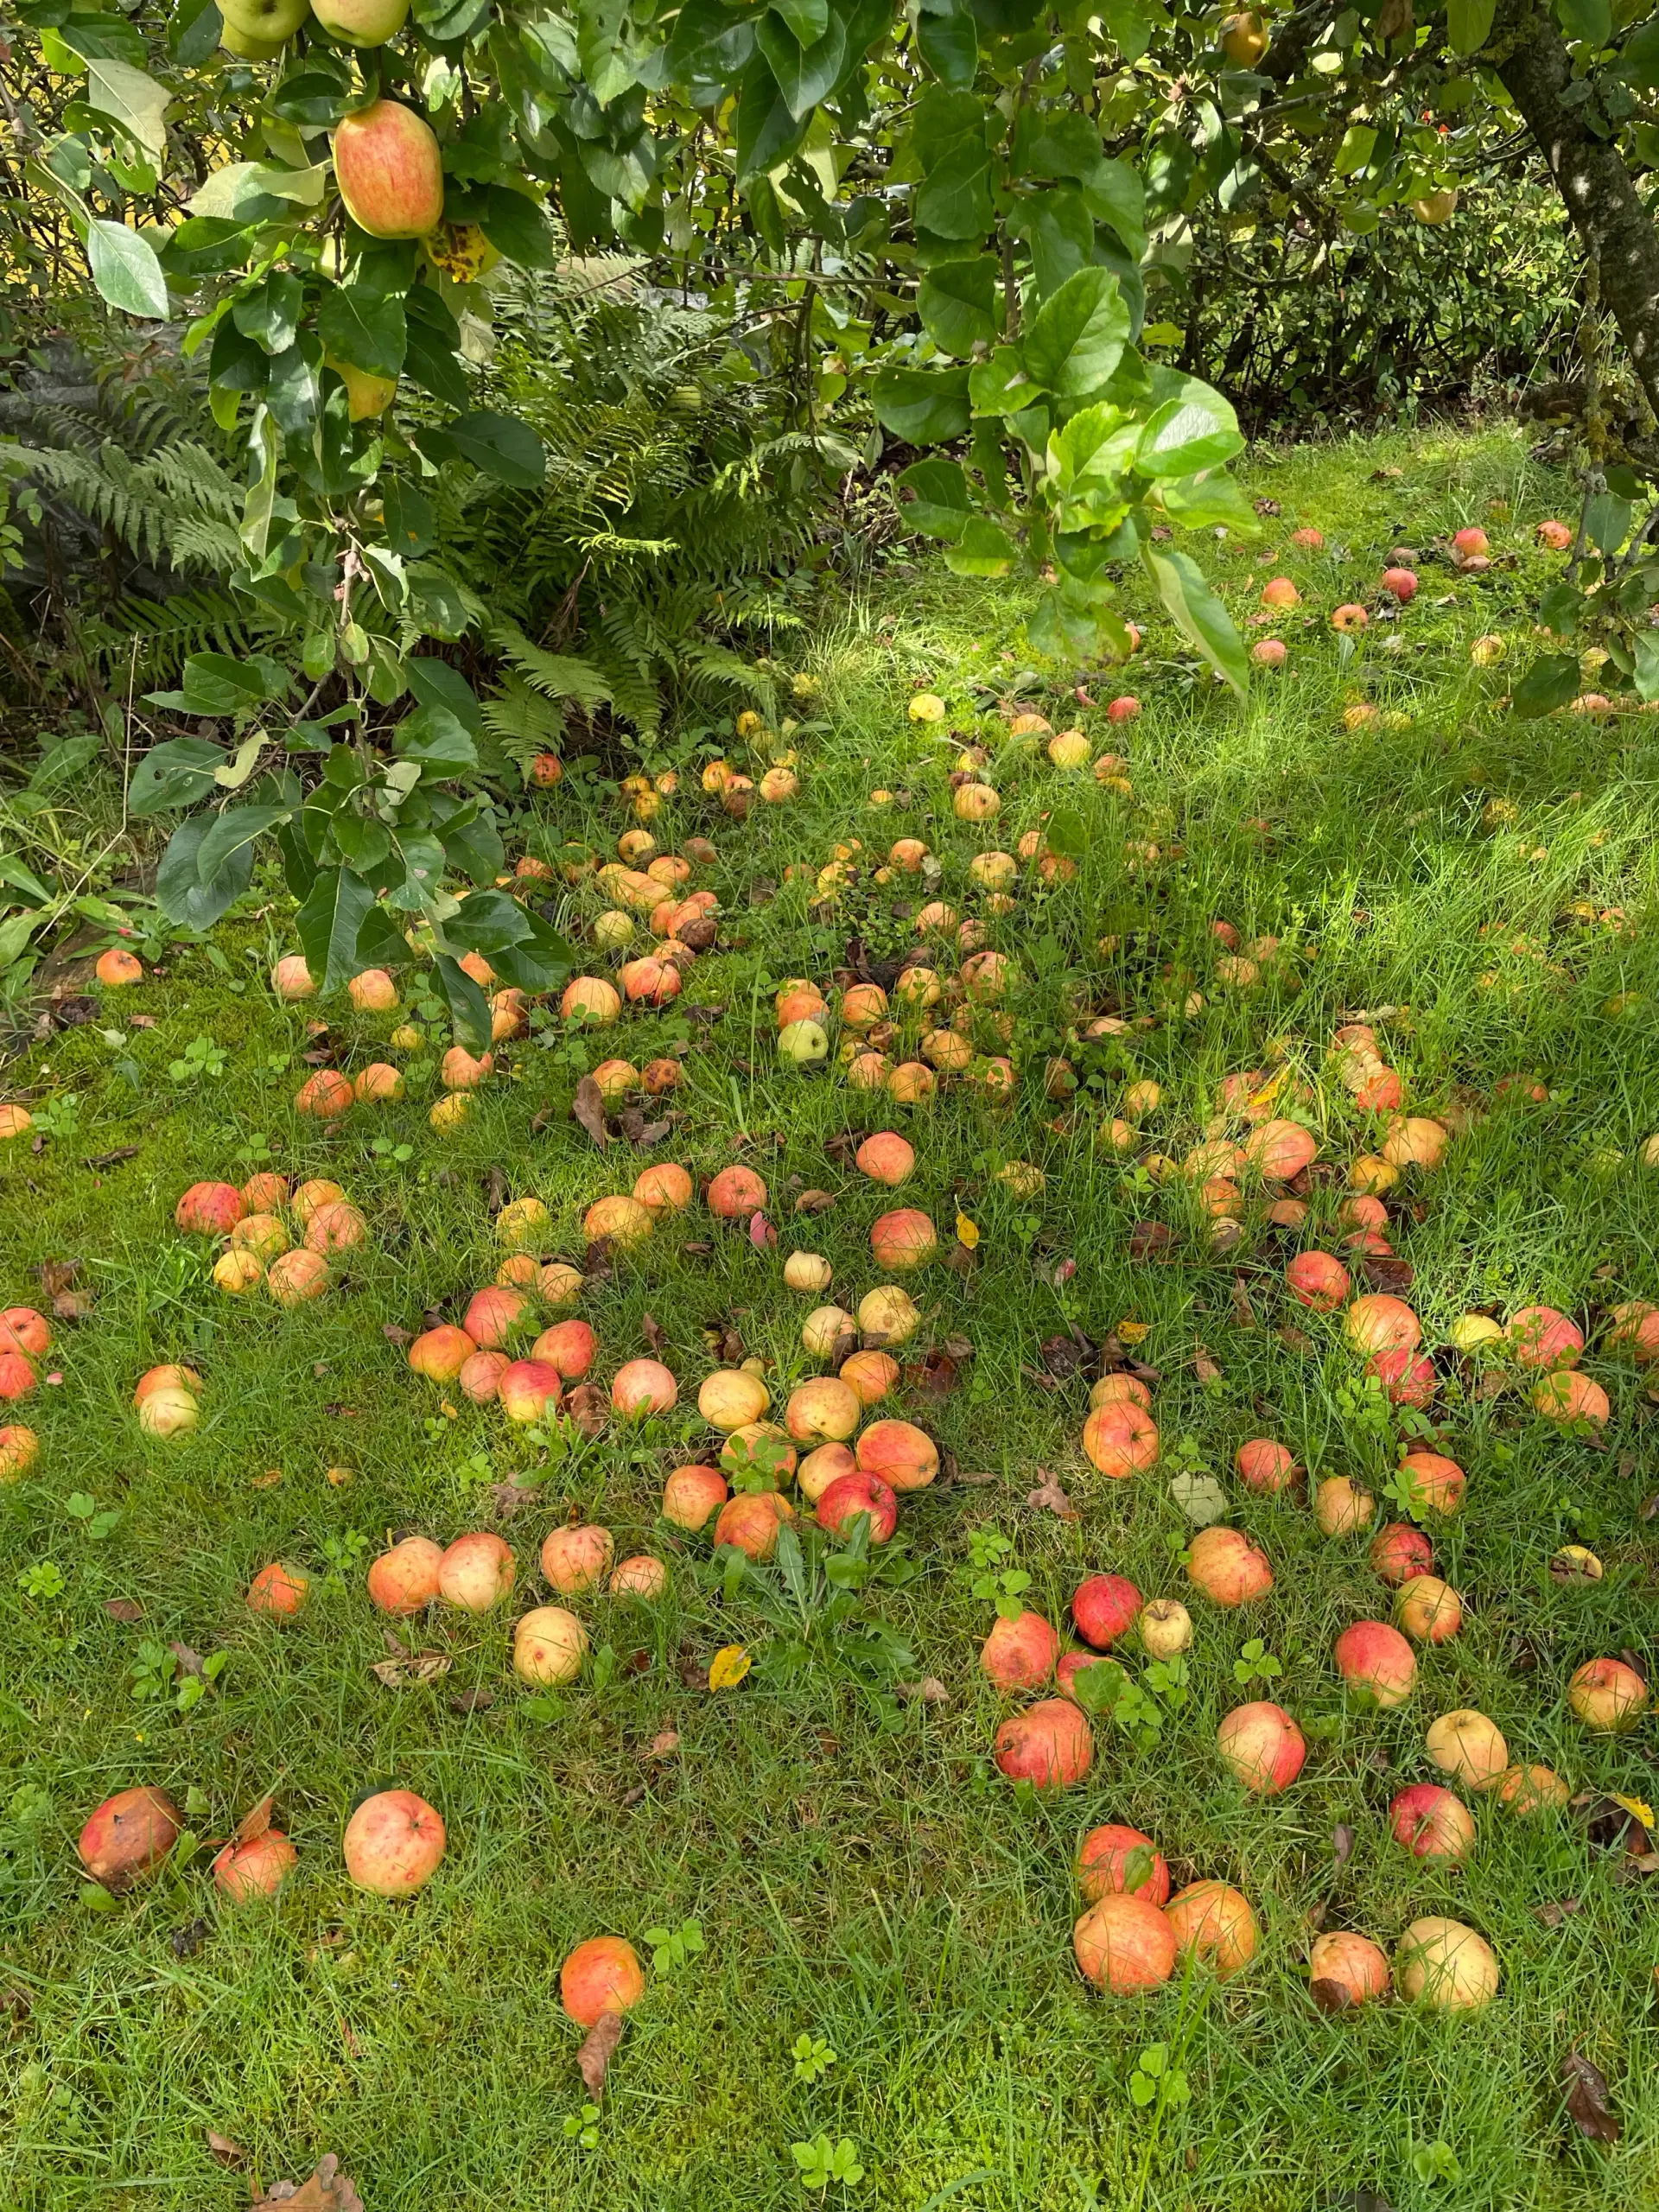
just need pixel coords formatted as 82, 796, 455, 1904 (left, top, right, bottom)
2, 420, 1658, 2212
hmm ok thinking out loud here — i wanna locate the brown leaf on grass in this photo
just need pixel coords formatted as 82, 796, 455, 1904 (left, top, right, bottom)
252, 2154, 364, 2209
939, 1333, 975, 1362
1192, 1344, 1223, 1383
1360, 1255, 1415, 1295
794, 1189, 836, 1215
449, 1688, 495, 1715
169, 1641, 205, 1678
952, 1468, 1001, 1488
905, 1352, 958, 1401
1230, 1276, 1258, 1328
1561, 2050, 1619, 2143
531, 1106, 554, 1135
641, 1312, 667, 1355
1332, 1823, 1357, 1868
893, 1676, 950, 1707
1310, 1977, 1355, 2015
487, 1478, 538, 1519
1128, 1221, 1177, 1262
618, 1109, 672, 1147
1640, 1494, 1659, 1522
563, 1383, 607, 1437
381, 1322, 412, 1347
83, 1147, 142, 1169
701, 1320, 746, 1363
205, 2131, 245, 2167
39, 1258, 80, 1296
52, 1289, 94, 1320
370, 1650, 452, 1689
234, 1792, 278, 1846
1039, 1332, 1092, 1379
572, 1075, 610, 1148
485, 1165, 507, 1215
128, 1014, 158, 1030
1534, 1897, 1580, 1927
1277, 1325, 1317, 1357
103, 1597, 143, 1624
300, 1048, 333, 1066
1027, 1473, 1078, 1520
645, 1729, 681, 1758
577, 2007, 626, 2099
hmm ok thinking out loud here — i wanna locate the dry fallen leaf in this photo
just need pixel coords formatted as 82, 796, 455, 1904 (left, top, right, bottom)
1310, 1977, 1354, 2016
370, 1650, 453, 1689
252, 2154, 364, 2209
168, 1641, 205, 1678
571, 1075, 610, 1148
103, 1597, 143, 1624
893, 1677, 950, 1707
1116, 1319, 1149, 1344
645, 1729, 681, 1758
708, 1644, 751, 1691
794, 1189, 836, 1214
1561, 2050, 1619, 2143
1192, 1344, 1223, 1383
449, 1688, 495, 1714
205, 2130, 245, 2167
641, 1312, 667, 1354
1230, 1275, 1258, 1328
563, 1382, 607, 1437
1277, 1324, 1317, 1357
1027, 1474, 1078, 1521
381, 1323, 412, 1347
1332, 1823, 1357, 1869
576, 2008, 624, 2106
234, 1791, 278, 1845
1534, 1897, 1580, 1927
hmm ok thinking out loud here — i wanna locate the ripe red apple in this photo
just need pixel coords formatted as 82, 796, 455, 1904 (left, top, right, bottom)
0, 1350, 36, 1404
817, 1470, 898, 1543
1235, 1440, 1297, 1495
854, 1418, 938, 1490
980, 1609, 1058, 1691
712, 1490, 792, 1561
1531, 1370, 1611, 1427
662, 1464, 727, 1529
213, 1827, 297, 1902
497, 1359, 563, 1423
459, 1350, 508, 1404
869, 1207, 938, 1270
247, 1560, 309, 1617
531, 1319, 596, 1380
1495, 1763, 1567, 1815
1567, 1656, 1647, 1732
1186, 1525, 1273, 1606
785, 1376, 862, 1445
611, 1358, 678, 1418
1077, 1823, 1169, 1905
1071, 1573, 1142, 1649
367, 1535, 444, 1614
1333, 1620, 1416, 1707
1506, 1305, 1583, 1369
1309, 1930, 1389, 2010
1107, 695, 1141, 722
79, 1785, 181, 1889
1082, 1400, 1160, 1478
1395, 1916, 1497, 2010
1370, 1522, 1433, 1586
1072, 1892, 1176, 1993
995, 1699, 1093, 1789
1389, 1783, 1475, 1860
1395, 1574, 1462, 1643
409, 1325, 476, 1382
855, 1132, 915, 1185
332, 99, 444, 239
1164, 1881, 1258, 1978
540, 1524, 614, 1596
1380, 566, 1418, 603
438, 1531, 515, 1611
610, 1554, 669, 1599
561, 1936, 645, 2026
1344, 1293, 1420, 1356
1397, 1451, 1465, 1516
462, 1287, 531, 1351
1286, 1250, 1351, 1311
1452, 525, 1489, 557
175, 1181, 245, 1236
1217, 1700, 1306, 1793
343, 1788, 445, 1895
707, 1165, 767, 1217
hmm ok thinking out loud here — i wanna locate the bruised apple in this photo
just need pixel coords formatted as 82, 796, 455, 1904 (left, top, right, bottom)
1389, 1783, 1475, 1861
79, 1786, 181, 1889
1072, 1893, 1176, 1993
367, 1535, 444, 1614
438, 1531, 516, 1611
980, 1608, 1058, 1691
662, 1464, 727, 1529
1186, 1525, 1272, 1605
994, 1699, 1093, 1789
213, 1828, 297, 1902
513, 1605, 588, 1686
1308, 1930, 1389, 2010
855, 1417, 938, 1490
540, 1523, 614, 1595
343, 1789, 445, 1896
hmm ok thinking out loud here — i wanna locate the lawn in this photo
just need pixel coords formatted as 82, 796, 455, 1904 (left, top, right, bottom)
1, 420, 1656, 2212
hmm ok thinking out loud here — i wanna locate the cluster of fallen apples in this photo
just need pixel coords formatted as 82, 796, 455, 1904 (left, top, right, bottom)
41, 513, 1656, 2050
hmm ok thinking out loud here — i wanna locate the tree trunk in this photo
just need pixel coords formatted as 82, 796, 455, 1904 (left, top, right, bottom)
1496, 0, 1659, 427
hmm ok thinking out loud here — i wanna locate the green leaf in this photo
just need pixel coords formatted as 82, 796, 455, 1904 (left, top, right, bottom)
0, 908, 45, 973
869, 365, 971, 445
232, 272, 303, 356
156, 817, 255, 928
382, 478, 436, 558
1158, 471, 1258, 531
772, 0, 826, 41
194, 804, 290, 884
756, 9, 847, 117
1555, 0, 1610, 43
1136, 379, 1243, 477
440, 810, 507, 887
896, 458, 973, 541
1146, 546, 1248, 695
1511, 652, 1581, 719
86, 220, 169, 321
434, 951, 493, 1052
407, 658, 484, 730
296, 867, 376, 995
944, 517, 1014, 576
918, 257, 998, 355
169, 0, 223, 65
420, 410, 545, 487
442, 887, 531, 952
395, 702, 478, 773
910, 86, 993, 240
1582, 493, 1631, 555
353, 902, 412, 969
85, 59, 169, 160
916, 0, 977, 85
1020, 186, 1094, 301
1083, 160, 1147, 259
1635, 632, 1659, 704
1446, 0, 1496, 50
128, 736, 224, 815
480, 185, 556, 270
317, 285, 406, 379
1024, 267, 1130, 402
969, 345, 1038, 415
733, 53, 811, 179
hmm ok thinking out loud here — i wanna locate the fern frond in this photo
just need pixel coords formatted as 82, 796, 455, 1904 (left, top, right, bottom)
490, 622, 614, 713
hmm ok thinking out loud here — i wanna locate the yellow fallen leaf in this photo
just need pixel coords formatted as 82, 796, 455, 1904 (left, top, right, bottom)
956, 1211, 979, 1249
1116, 1319, 1149, 1344
908, 692, 946, 722
708, 1644, 752, 1691
1612, 1795, 1655, 1829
